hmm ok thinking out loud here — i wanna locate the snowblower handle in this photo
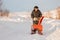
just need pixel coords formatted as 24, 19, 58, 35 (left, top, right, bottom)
38, 16, 44, 25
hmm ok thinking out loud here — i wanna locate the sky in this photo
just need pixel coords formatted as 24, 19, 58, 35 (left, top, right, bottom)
2, 0, 60, 12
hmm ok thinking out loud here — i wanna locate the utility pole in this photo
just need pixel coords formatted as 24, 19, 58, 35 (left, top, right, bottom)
0, 0, 3, 10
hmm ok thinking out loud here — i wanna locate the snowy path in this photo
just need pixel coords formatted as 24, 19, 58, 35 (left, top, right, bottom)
0, 16, 60, 40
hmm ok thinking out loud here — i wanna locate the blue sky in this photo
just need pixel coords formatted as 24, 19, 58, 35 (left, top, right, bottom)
3, 0, 60, 12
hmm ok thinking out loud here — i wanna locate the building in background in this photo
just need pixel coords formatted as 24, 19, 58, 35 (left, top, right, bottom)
57, 7, 60, 19
43, 7, 60, 19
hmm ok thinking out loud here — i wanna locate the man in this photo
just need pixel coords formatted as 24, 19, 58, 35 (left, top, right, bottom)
31, 6, 43, 35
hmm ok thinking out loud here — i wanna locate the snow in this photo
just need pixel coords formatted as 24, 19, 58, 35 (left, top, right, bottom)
46, 29, 60, 40
0, 13, 60, 40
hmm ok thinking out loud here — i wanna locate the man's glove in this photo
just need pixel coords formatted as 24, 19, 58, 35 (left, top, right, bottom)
33, 17, 38, 21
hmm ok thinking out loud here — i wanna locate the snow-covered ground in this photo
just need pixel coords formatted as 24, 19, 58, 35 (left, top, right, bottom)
0, 13, 60, 40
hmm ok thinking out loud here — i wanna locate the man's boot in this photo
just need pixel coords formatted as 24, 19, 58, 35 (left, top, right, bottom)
31, 29, 36, 35
38, 30, 43, 35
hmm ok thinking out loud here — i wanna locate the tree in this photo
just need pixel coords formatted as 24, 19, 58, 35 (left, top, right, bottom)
0, 0, 9, 17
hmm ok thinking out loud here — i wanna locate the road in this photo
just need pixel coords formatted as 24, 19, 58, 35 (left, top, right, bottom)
0, 15, 60, 40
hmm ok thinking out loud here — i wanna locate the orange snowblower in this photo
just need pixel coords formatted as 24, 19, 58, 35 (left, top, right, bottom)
32, 16, 44, 34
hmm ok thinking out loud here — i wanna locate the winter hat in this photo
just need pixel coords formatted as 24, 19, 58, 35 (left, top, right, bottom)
34, 6, 38, 8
